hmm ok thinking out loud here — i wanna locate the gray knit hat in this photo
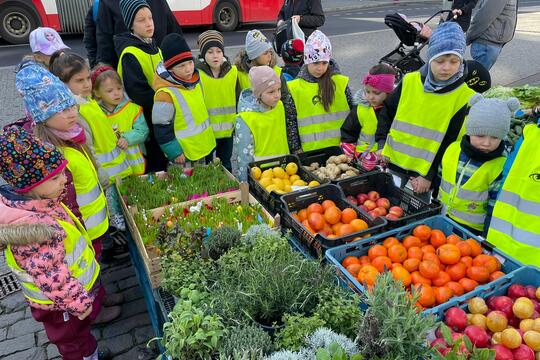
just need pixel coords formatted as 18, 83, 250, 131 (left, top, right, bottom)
245, 30, 272, 60
119, 0, 150, 30
466, 93, 520, 139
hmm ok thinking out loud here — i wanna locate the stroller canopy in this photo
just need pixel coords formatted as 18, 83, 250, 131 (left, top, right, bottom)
384, 13, 421, 47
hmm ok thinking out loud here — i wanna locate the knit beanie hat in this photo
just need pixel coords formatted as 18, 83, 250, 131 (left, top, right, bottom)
161, 33, 193, 70
281, 39, 304, 65
427, 22, 466, 62
245, 30, 272, 60
0, 127, 67, 193
198, 30, 224, 59
29, 27, 69, 56
15, 62, 76, 124
249, 66, 281, 99
119, 0, 150, 30
466, 93, 520, 139
304, 30, 332, 65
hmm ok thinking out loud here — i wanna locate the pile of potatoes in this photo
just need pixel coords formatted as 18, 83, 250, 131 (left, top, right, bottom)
304, 154, 361, 181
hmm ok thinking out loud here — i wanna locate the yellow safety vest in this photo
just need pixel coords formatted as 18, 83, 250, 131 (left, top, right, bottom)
439, 141, 505, 231
355, 104, 378, 153
107, 101, 146, 175
5, 204, 100, 305
238, 65, 282, 91
381, 71, 475, 176
117, 46, 163, 87
288, 74, 350, 152
487, 124, 540, 266
62, 147, 109, 240
156, 85, 216, 161
239, 100, 289, 161
79, 99, 133, 183
199, 66, 238, 139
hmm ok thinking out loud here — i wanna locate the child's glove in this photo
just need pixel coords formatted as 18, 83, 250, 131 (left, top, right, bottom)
360, 151, 380, 171
340, 142, 358, 159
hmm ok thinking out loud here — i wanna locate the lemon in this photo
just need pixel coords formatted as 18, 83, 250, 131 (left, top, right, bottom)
251, 166, 262, 180
272, 167, 287, 179
272, 178, 284, 190
284, 185, 293, 193
283, 179, 292, 186
265, 184, 278, 193
261, 169, 274, 179
274, 189, 286, 195
285, 162, 298, 175
308, 180, 320, 187
289, 175, 301, 183
259, 178, 273, 188
292, 179, 307, 186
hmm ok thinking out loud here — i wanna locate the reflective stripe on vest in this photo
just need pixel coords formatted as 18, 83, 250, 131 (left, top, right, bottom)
4, 204, 100, 304
289, 74, 350, 151
156, 85, 216, 161
62, 147, 109, 240
200, 66, 238, 138
355, 104, 378, 153
238, 65, 282, 91
107, 101, 146, 175
438, 141, 504, 231
239, 100, 289, 160
79, 99, 132, 182
117, 46, 163, 87
487, 124, 540, 266
381, 71, 475, 176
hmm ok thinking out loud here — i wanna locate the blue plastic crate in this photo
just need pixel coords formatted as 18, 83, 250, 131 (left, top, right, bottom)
287, 235, 315, 260
325, 215, 523, 314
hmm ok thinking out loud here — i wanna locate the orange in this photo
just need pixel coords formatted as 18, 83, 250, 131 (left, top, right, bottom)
298, 209, 308, 222
411, 271, 432, 286
338, 224, 355, 237
346, 263, 363, 277
460, 256, 473, 268
423, 252, 441, 266
357, 265, 379, 287
301, 220, 315, 234
421, 245, 436, 254
446, 262, 467, 281
372, 256, 392, 273
430, 229, 447, 249
323, 206, 342, 225
388, 244, 408, 263
490, 271, 505, 281
383, 237, 400, 248
350, 219, 369, 232
459, 277, 479, 293
467, 266, 490, 284
432, 271, 451, 287
368, 244, 387, 260
291, 212, 300, 222
322, 199, 337, 211
327, 234, 338, 239
465, 238, 483, 257
447, 281, 465, 297
408, 246, 423, 260
413, 224, 432, 242
341, 208, 358, 224
391, 262, 403, 269
456, 241, 472, 257
358, 255, 371, 265
308, 212, 326, 231
403, 258, 420, 273
341, 256, 361, 268
434, 286, 454, 305
403, 236, 422, 249
414, 284, 436, 308
437, 244, 461, 265
446, 234, 462, 245
307, 203, 324, 215
473, 254, 500, 274
391, 266, 412, 287
419, 260, 440, 280
331, 222, 343, 234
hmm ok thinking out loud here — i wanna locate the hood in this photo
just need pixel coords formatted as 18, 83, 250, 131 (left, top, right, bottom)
353, 89, 370, 107
297, 59, 342, 83
233, 49, 278, 74
237, 89, 267, 113
113, 32, 159, 57
419, 62, 466, 94
152, 62, 200, 91
195, 57, 233, 78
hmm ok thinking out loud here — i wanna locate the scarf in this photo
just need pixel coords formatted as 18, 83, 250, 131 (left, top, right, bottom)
156, 62, 200, 89
423, 61, 464, 93
50, 123, 86, 144
460, 136, 505, 162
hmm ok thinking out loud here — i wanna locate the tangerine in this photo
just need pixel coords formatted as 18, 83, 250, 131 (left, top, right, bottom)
331, 222, 344, 234
322, 199, 337, 211
403, 235, 422, 249
446, 234, 462, 245
357, 265, 379, 287
342, 256, 361, 268
358, 255, 371, 265
372, 256, 392, 273
350, 219, 369, 232
408, 246, 424, 260
301, 220, 315, 234
388, 244, 408, 263
473, 254, 500, 274
368, 245, 387, 260
419, 260, 440, 279
307, 203, 324, 215
447, 281, 465, 296
421, 245, 436, 254
447, 262, 467, 281
323, 206, 342, 225
338, 224, 355, 237
414, 284, 436, 308
391, 266, 412, 287
467, 266, 491, 284
298, 209, 308, 222
490, 271, 505, 281
430, 229, 447, 248
308, 212, 326, 231
403, 258, 421, 272
432, 271, 451, 287
423, 252, 441, 265
291, 212, 300, 222
434, 286, 454, 305
437, 244, 461, 265
346, 263, 363, 277
459, 277, 479, 293
413, 224, 432, 241
411, 271, 432, 286
465, 238, 483, 257
460, 256, 473, 268
456, 241, 472, 257
341, 208, 358, 224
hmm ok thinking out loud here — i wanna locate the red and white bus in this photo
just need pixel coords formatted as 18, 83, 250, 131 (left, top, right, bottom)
0, 0, 283, 44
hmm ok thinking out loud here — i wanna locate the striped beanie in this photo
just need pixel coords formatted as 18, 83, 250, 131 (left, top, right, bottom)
198, 30, 224, 58
119, 0, 150, 29
161, 33, 193, 70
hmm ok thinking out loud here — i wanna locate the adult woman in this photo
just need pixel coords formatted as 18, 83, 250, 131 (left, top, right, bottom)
277, 0, 325, 37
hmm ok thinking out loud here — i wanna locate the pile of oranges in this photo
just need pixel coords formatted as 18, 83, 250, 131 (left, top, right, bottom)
340, 224, 506, 309
291, 199, 370, 238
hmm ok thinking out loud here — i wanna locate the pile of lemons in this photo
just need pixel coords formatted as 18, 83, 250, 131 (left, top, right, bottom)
251, 162, 320, 194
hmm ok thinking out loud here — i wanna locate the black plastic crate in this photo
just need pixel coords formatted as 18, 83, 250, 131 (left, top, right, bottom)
248, 154, 325, 215
338, 171, 442, 229
281, 184, 387, 259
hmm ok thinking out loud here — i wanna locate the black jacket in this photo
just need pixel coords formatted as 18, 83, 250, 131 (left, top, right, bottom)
83, 6, 98, 68
95, 0, 182, 67
376, 67, 472, 182
341, 102, 383, 145
278, 0, 325, 37
447, 0, 478, 32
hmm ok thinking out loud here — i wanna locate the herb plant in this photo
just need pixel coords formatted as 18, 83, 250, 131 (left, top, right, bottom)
205, 226, 242, 260
314, 287, 362, 339
275, 314, 326, 351
218, 324, 274, 357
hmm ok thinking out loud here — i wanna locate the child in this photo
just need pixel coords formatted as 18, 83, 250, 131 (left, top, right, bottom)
152, 33, 216, 165
287, 30, 353, 152
91, 64, 149, 176
196, 30, 238, 172
115, 0, 167, 172
235, 30, 282, 91
0, 127, 112, 360
377, 22, 476, 200
340, 64, 396, 170
439, 94, 519, 234
233, 66, 290, 182
28, 27, 69, 67
281, 38, 304, 81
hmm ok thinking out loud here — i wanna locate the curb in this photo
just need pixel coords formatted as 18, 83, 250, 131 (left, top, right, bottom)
324, 0, 440, 13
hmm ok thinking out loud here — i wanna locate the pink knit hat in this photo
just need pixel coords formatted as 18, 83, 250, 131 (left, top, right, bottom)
248, 66, 281, 99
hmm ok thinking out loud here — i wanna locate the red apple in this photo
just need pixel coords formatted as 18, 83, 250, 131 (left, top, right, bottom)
376, 197, 391, 209
386, 213, 400, 220
359, 205, 369, 212
526, 286, 537, 300
491, 344, 513, 360
368, 210, 380, 218
389, 206, 404, 218
508, 284, 528, 299
357, 193, 369, 204
346, 195, 358, 206
367, 191, 380, 201
512, 344, 535, 360
375, 206, 388, 216
364, 200, 377, 211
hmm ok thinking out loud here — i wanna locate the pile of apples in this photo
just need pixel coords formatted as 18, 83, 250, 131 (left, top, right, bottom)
432, 283, 540, 359
345, 190, 405, 220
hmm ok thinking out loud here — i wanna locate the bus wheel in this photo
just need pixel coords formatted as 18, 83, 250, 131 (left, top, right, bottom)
0, 5, 39, 44
214, 1, 239, 32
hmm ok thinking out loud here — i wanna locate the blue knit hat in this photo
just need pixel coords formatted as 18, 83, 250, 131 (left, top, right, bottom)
15, 61, 76, 124
119, 0, 150, 30
427, 22, 466, 61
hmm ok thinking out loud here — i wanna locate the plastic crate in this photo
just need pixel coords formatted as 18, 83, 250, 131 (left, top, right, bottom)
338, 171, 442, 229
287, 235, 315, 260
248, 154, 325, 215
281, 184, 387, 259
325, 215, 523, 313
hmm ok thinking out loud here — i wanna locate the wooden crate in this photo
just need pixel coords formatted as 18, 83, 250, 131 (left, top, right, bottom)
117, 181, 278, 289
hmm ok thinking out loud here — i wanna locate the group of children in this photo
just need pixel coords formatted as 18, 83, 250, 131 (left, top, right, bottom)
0, 0, 534, 357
